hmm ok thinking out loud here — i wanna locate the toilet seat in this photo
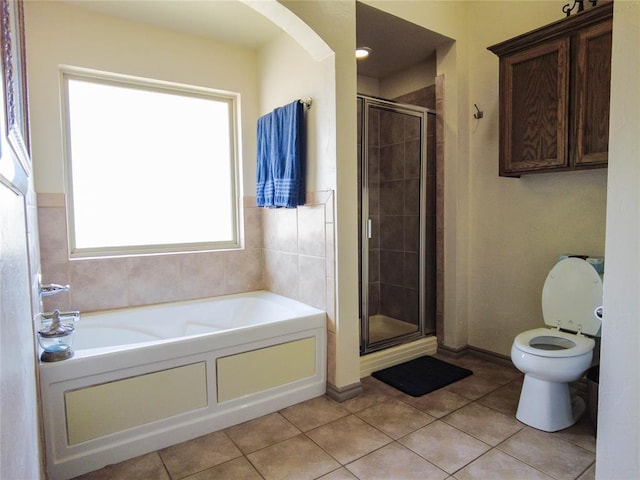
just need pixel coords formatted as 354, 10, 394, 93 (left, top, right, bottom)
514, 327, 595, 358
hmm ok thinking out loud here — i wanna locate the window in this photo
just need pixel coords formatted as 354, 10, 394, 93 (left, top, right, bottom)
61, 67, 241, 257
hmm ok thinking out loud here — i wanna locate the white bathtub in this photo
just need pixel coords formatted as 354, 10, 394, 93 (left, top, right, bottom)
39, 290, 327, 480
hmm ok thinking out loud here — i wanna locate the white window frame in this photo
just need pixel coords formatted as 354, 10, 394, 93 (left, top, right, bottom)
60, 66, 242, 258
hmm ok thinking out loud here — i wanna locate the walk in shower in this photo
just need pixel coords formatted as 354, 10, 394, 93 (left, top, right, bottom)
358, 95, 436, 355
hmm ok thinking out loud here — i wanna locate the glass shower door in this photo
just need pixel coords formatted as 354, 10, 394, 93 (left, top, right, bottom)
359, 96, 434, 355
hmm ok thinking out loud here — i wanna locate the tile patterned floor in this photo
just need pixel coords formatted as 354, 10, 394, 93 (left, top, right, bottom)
75, 354, 597, 480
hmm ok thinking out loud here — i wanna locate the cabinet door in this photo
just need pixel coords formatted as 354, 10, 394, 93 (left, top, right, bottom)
573, 20, 612, 166
500, 38, 569, 176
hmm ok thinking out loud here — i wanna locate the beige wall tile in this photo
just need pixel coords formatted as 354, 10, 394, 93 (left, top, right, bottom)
298, 255, 326, 309
179, 252, 225, 299
264, 250, 298, 298
37, 193, 65, 207
261, 208, 278, 250
224, 249, 264, 293
69, 258, 129, 312
325, 221, 335, 278
276, 208, 298, 253
37, 206, 68, 264
127, 255, 182, 306
243, 205, 263, 249
297, 204, 325, 257
38, 193, 332, 322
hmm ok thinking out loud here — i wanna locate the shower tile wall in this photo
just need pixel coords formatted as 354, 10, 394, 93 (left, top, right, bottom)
368, 108, 423, 326
395, 86, 437, 335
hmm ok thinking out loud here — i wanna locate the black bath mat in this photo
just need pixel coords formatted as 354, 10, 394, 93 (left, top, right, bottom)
372, 356, 473, 397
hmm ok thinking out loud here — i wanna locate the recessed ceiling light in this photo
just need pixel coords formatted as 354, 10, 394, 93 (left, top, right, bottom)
356, 47, 372, 59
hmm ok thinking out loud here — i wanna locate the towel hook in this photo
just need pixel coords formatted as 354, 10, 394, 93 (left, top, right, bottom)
473, 104, 483, 119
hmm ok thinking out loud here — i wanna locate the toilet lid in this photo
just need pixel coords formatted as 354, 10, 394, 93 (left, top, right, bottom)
542, 258, 603, 336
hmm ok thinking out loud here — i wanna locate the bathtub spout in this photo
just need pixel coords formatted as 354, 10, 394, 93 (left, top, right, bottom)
39, 272, 70, 308
39, 277, 71, 310
40, 283, 70, 297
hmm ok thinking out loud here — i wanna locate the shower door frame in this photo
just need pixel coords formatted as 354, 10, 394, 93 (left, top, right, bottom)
359, 95, 435, 355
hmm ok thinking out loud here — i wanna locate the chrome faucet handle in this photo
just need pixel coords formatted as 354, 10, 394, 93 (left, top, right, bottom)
39, 283, 70, 297
41, 310, 80, 320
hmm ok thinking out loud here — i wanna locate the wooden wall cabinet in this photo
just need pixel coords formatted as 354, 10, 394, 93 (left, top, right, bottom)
488, 3, 612, 177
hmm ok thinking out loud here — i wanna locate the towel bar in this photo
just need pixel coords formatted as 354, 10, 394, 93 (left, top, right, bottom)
299, 98, 312, 109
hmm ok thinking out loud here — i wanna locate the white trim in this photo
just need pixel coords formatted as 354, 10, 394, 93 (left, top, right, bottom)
360, 336, 438, 378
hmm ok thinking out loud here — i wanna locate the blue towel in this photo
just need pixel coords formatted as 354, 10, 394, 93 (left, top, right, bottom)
256, 112, 274, 207
256, 101, 306, 208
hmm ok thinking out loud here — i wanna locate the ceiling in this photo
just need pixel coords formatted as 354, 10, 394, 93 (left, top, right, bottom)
355, 2, 452, 79
62, 0, 284, 49
63, 0, 451, 79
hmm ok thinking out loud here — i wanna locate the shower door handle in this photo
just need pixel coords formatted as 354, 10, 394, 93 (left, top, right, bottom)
367, 218, 373, 239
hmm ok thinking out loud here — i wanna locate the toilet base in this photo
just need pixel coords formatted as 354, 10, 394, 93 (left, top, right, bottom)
516, 375, 585, 432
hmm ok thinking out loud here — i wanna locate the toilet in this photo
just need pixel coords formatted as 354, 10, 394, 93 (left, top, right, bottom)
511, 257, 603, 432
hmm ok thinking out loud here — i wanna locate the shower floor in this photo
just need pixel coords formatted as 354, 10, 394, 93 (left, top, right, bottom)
368, 314, 418, 344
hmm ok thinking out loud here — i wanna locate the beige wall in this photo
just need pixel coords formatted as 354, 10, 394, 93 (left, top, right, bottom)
379, 55, 437, 100
356, 74, 379, 96
465, 1, 607, 355
357, 55, 437, 99
597, 1, 640, 476
258, 31, 335, 192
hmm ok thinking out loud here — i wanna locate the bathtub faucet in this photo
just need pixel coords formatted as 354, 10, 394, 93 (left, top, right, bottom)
39, 275, 71, 308
40, 282, 70, 298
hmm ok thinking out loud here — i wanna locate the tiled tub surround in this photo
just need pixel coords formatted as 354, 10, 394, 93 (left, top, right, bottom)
37, 192, 335, 320
37, 194, 265, 312
40, 291, 327, 480
261, 191, 335, 322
